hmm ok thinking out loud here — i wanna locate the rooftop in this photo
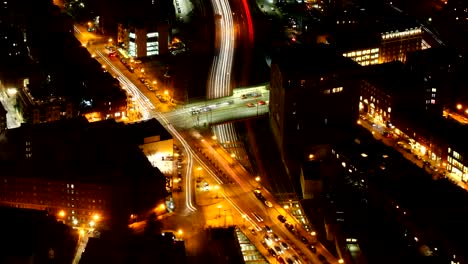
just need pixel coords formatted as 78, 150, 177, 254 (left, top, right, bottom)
273, 44, 359, 79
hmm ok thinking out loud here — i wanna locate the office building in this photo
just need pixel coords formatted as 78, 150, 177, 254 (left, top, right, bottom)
330, 4, 422, 65
270, 45, 360, 160
118, 22, 170, 58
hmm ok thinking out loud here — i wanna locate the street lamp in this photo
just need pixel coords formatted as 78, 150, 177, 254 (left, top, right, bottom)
93, 214, 100, 221
89, 220, 95, 228
338, 259, 344, 264
58, 210, 66, 218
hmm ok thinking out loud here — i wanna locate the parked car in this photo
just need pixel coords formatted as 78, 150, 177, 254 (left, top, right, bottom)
277, 215, 286, 223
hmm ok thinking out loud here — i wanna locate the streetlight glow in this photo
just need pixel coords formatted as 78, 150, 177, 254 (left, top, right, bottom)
93, 214, 100, 221
58, 210, 66, 217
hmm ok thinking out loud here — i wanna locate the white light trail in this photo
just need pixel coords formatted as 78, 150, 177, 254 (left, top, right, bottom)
207, 0, 235, 99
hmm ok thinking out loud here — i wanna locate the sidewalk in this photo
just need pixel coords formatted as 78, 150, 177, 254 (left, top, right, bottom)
359, 115, 468, 191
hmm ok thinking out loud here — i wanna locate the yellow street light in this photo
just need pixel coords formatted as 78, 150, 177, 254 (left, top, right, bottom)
141, 68, 145, 73
338, 259, 344, 264
284, 205, 289, 210
231, 153, 236, 158
457, 103, 463, 110
159, 204, 166, 210
108, 38, 113, 43
153, 80, 157, 85
178, 229, 183, 235
73, 219, 78, 225
311, 231, 317, 236
255, 176, 261, 182
58, 210, 66, 218
212, 135, 217, 140
309, 154, 314, 160
89, 220, 95, 227
79, 229, 85, 236
164, 90, 169, 95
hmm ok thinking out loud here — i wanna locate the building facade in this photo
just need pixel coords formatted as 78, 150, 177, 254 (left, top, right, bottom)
270, 46, 361, 159
118, 22, 170, 58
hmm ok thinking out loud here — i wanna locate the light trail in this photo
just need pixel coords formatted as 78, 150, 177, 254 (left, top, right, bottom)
241, 0, 254, 42
95, 49, 197, 213
207, 0, 235, 99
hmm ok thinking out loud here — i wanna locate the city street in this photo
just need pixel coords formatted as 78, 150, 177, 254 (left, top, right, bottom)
72, 21, 340, 263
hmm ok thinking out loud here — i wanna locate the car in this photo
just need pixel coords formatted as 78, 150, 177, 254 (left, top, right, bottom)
258, 100, 266, 105
264, 200, 273, 207
268, 248, 277, 257
277, 215, 286, 223
300, 236, 309, 244
277, 256, 286, 264
274, 245, 283, 254
264, 225, 272, 233
250, 228, 257, 236
280, 241, 289, 250
271, 233, 280, 241
284, 222, 295, 232
246, 102, 255, 107
241, 94, 248, 99
309, 245, 317, 253
285, 258, 295, 264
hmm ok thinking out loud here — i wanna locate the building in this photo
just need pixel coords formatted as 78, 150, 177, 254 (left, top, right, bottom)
118, 22, 170, 58
0, 207, 78, 264
1, 1, 128, 125
269, 45, 361, 159
406, 47, 466, 115
0, 118, 168, 229
359, 61, 411, 125
329, 4, 423, 65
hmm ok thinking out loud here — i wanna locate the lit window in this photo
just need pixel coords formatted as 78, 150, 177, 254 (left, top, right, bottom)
431, 99, 435, 104
432, 88, 437, 92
